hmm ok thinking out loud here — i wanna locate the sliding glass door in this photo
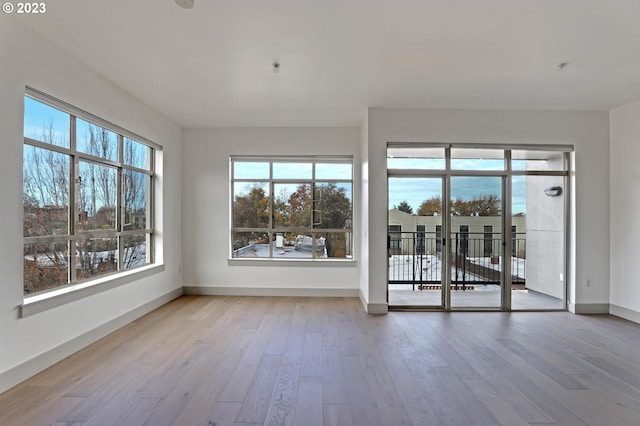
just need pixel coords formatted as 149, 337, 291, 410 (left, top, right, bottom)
387, 144, 570, 311
388, 177, 445, 308
449, 176, 503, 309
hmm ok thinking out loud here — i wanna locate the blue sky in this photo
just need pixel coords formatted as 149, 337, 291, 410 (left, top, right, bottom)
24, 97, 70, 147
388, 176, 527, 215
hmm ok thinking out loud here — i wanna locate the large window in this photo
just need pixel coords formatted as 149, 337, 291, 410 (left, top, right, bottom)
23, 89, 158, 296
231, 157, 353, 259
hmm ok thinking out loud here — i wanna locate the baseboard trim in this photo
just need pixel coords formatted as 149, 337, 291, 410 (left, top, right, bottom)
183, 286, 359, 298
610, 304, 640, 325
0, 287, 183, 395
367, 302, 389, 315
568, 302, 610, 314
358, 289, 368, 313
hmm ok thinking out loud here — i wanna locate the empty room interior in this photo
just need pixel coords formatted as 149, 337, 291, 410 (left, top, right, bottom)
2, 1, 640, 425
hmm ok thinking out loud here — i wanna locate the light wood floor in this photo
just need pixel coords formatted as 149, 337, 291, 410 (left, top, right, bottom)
2, 296, 640, 426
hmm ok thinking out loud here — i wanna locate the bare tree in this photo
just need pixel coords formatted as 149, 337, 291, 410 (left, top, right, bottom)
23, 120, 70, 293
76, 124, 118, 278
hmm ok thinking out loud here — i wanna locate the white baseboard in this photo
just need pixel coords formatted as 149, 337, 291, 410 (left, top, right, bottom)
568, 302, 610, 314
366, 302, 389, 314
357, 288, 388, 314
0, 288, 183, 395
183, 286, 360, 298
610, 304, 640, 325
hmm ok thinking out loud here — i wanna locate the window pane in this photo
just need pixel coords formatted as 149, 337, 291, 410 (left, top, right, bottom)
233, 183, 270, 228
124, 138, 151, 170
76, 118, 118, 161
122, 234, 149, 270
23, 145, 70, 236
233, 162, 269, 179
451, 176, 502, 216
76, 238, 118, 280
24, 97, 70, 148
313, 183, 352, 229
315, 163, 352, 180
512, 150, 567, 172
451, 148, 505, 170
78, 161, 117, 231
124, 170, 149, 231
24, 242, 69, 295
274, 183, 312, 228
318, 232, 352, 258
387, 147, 446, 170
291, 234, 321, 258
273, 162, 312, 179
232, 232, 271, 258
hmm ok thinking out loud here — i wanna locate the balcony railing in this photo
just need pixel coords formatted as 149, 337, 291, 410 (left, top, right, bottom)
388, 231, 526, 289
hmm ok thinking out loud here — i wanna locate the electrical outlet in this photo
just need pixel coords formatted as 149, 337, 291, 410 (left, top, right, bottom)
178, 265, 183, 274
586, 279, 591, 287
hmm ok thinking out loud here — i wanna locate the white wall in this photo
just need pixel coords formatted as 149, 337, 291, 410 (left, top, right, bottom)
182, 127, 360, 295
0, 19, 183, 392
610, 100, 640, 322
359, 112, 370, 307
525, 160, 566, 299
366, 108, 610, 313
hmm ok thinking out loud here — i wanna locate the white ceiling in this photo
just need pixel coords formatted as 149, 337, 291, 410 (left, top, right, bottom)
13, 0, 640, 127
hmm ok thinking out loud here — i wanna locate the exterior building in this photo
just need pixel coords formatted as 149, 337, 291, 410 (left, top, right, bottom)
388, 209, 526, 258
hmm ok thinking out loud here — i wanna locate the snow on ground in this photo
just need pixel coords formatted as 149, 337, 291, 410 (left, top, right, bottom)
236, 243, 328, 258
388, 254, 525, 282
26, 245, 147, 269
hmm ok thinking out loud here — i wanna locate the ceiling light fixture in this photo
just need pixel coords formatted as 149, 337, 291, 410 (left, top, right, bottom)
175, 0, 195, 9
273, 62, 280, 73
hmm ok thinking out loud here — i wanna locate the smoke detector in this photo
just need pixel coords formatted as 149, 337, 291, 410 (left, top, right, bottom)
175, 0, 195, 9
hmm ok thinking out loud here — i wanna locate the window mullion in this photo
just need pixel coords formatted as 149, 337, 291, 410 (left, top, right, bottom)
69, 116, 78, 283
117, 134, 124, 271
269, 180, 274, 258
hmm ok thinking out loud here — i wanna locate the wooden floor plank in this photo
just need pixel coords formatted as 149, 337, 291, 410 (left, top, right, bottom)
323, 403, 353, 426
235, 354, 282, 424
300, 332, 323, 377
342, 355, 381, 426
218, 314, 280, 402
475, 346, 589, 425
361, 351, 413, 426
205, 401, 242, 426
463, 379, 530, 426
264, 362, 300, 426
322, 345, 349, 404
397, 389, 443, 426
10, 396, 84, 426
293, 376, 323, 426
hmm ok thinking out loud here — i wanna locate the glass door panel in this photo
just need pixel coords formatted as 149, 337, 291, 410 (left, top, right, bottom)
511, 175, 566, 309
388, 177, 444, 308
450, 176, 503, 308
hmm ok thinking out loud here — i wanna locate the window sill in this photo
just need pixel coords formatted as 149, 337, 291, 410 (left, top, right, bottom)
20, 264, 165, 318
228, 258, 356, 267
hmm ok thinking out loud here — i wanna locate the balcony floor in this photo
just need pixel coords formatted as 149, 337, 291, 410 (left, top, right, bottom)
389, 285, 565, 310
